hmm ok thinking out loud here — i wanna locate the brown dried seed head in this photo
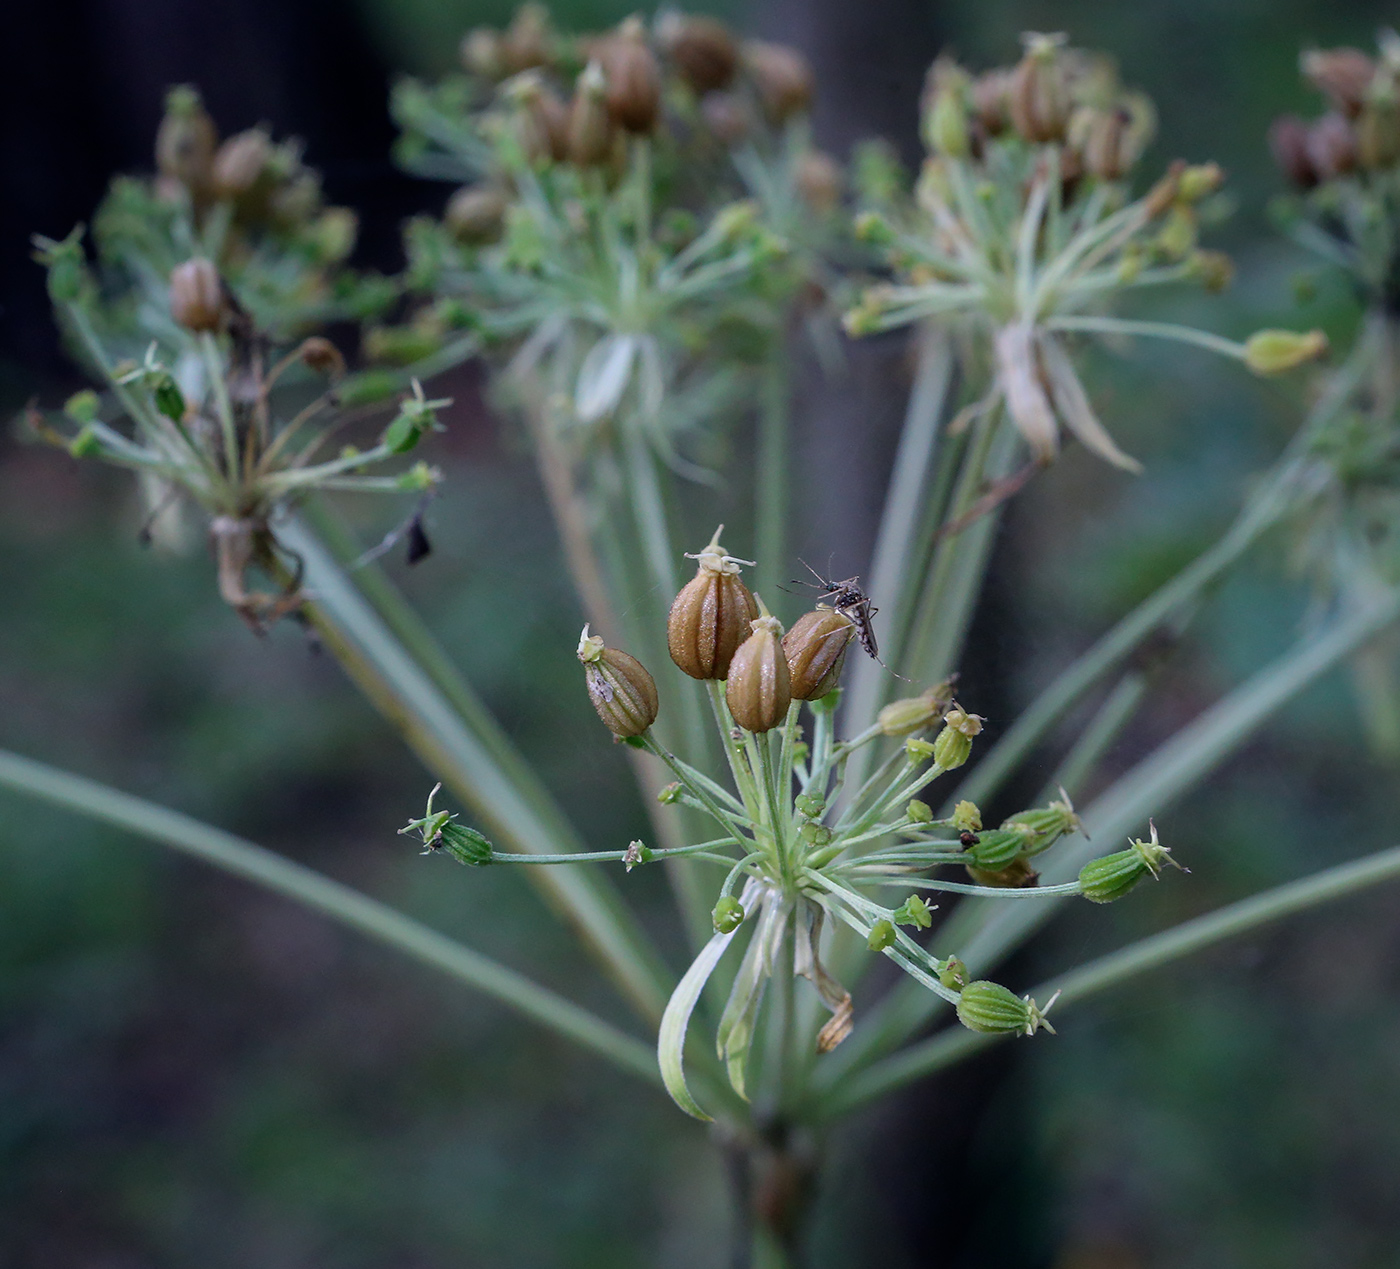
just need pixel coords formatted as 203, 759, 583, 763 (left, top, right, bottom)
1306, 111, 1359, 180
972, 69, 1013, 136
461, 27, 507, 79
599, 18, 661, 134
783, 607, 855, 701
298, 336, 345, 377
1301, 47, 1376, 118
501, 3, 552, 74
794, 150, 843, 213
743, 40, 814, 125
1357, 96, 1400, 170
212, 129, 272, 199
1268, 114, 1318, 189
658, 12, 738, 94
701, 91, 750, 145
169, 258, 224, 333
725, 612, 791, 733
568, 61, 616, 166
155, 86, 218, 191
667, 526, 759, 680
578, 626, 659, 738
1008, 32, 1070, 144
1077, 106, 1133, 181
445, 184, 510, 243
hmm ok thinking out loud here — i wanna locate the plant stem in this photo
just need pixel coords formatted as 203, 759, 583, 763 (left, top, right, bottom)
823, 840, 1400, 1114
844, 324, 955, 739
0, 748, 660, 1084
756, 350, 790, 601
821, 588, 1400, 1086
277, 517, 674, 1023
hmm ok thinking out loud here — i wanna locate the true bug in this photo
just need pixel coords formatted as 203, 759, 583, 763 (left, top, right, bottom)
795, 562, 884, 664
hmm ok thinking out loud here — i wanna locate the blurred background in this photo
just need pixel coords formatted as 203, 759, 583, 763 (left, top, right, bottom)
4, 0, 1400, 1265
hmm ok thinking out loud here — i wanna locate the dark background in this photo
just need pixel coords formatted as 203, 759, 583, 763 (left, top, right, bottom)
3, 1, 1400, 1265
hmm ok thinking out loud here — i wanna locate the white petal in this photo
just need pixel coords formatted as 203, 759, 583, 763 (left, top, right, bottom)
574, 333, 637, 423
1039, 333, 1143, 473
994, 321, 1059, 463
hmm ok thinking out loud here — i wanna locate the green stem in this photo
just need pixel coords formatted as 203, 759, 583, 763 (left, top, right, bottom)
755, 351, 790, 601
822, 588, 1400, 1086
1045, 314, 1248, 361
844, 324, 956, 739
823, 840, 1400, 1115
277, 518, 674, 1024
0, 748, 659, 1084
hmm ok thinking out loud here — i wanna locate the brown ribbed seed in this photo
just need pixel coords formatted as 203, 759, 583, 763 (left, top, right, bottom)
667, 528, 758, 680
1008, 35, 1069, 143
598, 18, 661, 134
658, 13, 738, 94
726, 615, 791, 733
782, 608, 855, 701
169, 258, 224, 333
578, 627, 658, 739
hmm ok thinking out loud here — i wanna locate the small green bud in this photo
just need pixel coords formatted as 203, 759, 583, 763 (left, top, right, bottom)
956, 980, 1057, 1035
853, 210, 896, 245
932, 729, 969, 770
906, 799, 933, 824
892, 894, 934, 930
867, 919, 897, 951
623, 840, 652, 871
1176, 162, 1224, 202
399, 783, 493, 865
153, 375, 185, 423
905, 737, 937, 763
938, 955, 967, 991
395, 462, 440, 492
658, 782, 683, 804
800, 821, 833, 846
68, 425, 100, 458
64, 390, 100, 424
713, 895, 745, 933
795, 791, 825, 818
1244, 329, 1329, 375
382, 409, 423, 453
1001, 794, 1080, 856
878, 684, 952, 736
952, 800, 982, 833
381, 378, 450, 454
924, 63, 972, 158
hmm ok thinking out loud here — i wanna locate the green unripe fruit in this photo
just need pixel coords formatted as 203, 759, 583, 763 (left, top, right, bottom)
892, 894, 934, 929
867, 919, 897, 951
956, 981, 1056, 1035
965, 828, 1027, 871
713, 895, 745, 934
906, 799, 933, 824
437, 821, 494, 866
938, 955, 967, 991
1078, 849, 1149, 903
